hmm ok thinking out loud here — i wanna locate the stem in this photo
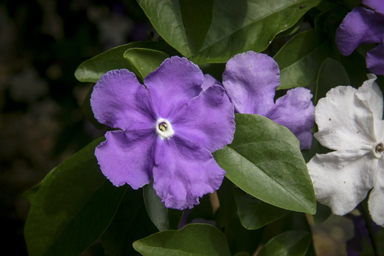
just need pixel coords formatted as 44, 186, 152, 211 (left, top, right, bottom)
360, 205, 382, 256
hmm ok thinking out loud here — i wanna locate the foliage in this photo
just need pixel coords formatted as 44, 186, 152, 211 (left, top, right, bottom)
23, 0, 384, 256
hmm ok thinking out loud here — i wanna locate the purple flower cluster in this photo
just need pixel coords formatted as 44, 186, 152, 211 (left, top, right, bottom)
91, 52, 315, 210
336, 0, 384, 76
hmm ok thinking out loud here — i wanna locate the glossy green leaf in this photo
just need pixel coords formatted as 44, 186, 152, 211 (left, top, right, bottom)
138, 0, 321, 64
342, 52, 369, 88
123, 48, 170, 81
75, 41, 178, 83
143, 181, 183, 232
23, 182, 42, 203
312, 202, 332, 225
133, 224, 232, 256
234, 186, 289, 230
274, 29, 334, 90
258, 231, 311, 256
101, 188, 158, 256
143, 181, 170, 232
213, 114, 316, 214
24, 138, 127, 256
81, 87, 104, 129
280, 212, 316, 256
314, 58, 350, 104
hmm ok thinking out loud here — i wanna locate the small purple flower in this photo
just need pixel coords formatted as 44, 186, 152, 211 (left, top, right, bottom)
219, 51, 315, 150
91, 56, 235, 210
336, 0, 384, 76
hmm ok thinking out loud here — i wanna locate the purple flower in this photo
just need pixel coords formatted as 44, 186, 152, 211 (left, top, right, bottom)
219, 51, 315, 150
336, 0, 384, 76
90, 56, 235, 210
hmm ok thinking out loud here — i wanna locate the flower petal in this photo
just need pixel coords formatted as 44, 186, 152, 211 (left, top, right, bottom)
152, 135, 225, 210
171, 84, 235, 152
144, 56, 204, 119
223, 51, 279, 115
314, 85, 377, 151
363, 0, 384, 14
335, 7, 384, 56
367, 44, 384, 76
355, 74, 383, 121
201, 74, 220, 91
95, 130, 156, 189
308, 150, 376, 215
266, 87, 315, 149
91, 69, 156, 130
368, 158, 384, 226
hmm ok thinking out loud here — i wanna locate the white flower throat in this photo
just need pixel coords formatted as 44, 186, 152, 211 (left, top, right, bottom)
374, 142, 384, 158
156, 118, 174, 139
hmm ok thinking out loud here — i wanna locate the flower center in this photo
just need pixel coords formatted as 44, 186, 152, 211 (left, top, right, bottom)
156, 118, 174, 139
373, 142, 384, 158
375, 143, 384, 154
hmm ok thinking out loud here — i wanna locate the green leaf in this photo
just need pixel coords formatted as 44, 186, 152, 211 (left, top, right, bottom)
143, 181, 184, 232
75, 41, 178, 83
23, 182, 42, 203
340, 48, 384, 90
314, 58, 350, 104
101, 187, 158, 256
138, 0, 321, 64
234, 186, 289, 230
280, 212, 317, 256
123, 48, 170, 82
24, 137, 128, 256
143, 180, 170, 232
81, 87, 104, 129
258, 231, 311, 256
133, 224, 232, 256
213, 114, 316, 214
312, 202, 332, 225
274, 29, 334, 90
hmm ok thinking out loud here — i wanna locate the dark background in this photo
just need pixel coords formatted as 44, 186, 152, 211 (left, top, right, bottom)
0, 1, 152, 254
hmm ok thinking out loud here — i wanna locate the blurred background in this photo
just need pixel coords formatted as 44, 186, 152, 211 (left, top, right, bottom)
0, 0, 153, 254
0, 1, 362, 255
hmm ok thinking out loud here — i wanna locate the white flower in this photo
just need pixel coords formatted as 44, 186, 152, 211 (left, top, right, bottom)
307, 74, 384, 226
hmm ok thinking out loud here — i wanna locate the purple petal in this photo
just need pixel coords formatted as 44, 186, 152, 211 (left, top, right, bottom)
91, 69, 156, 130
144, 57, 204, 119
223, 52, 279, 115
95, 130, 156, 188
363, 0, 384, 14
171, 85, 235, 152
201, 74, 220, 91
152, 135, 225, 210
266, 87, 315, 149
367, 44, 384, 76
336, 7, 384, 56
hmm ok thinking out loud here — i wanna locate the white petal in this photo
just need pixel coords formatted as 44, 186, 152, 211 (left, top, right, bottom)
308, 150, 377, 216
315, 85, 376, 151
368, 158, 384, 226
356, 74, 384, 141
356, 74, 383, 120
